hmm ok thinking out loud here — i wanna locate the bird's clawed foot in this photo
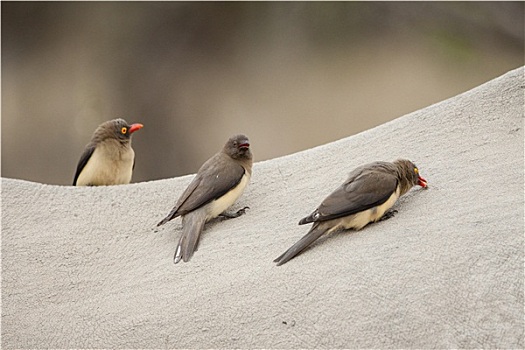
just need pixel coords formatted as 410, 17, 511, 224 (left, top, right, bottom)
219, 206, 250, 219
379, 209, 398, 222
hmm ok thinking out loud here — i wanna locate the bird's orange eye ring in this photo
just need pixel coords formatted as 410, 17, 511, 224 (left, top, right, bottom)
121, 127, 127, 134
414, 168, 419, 174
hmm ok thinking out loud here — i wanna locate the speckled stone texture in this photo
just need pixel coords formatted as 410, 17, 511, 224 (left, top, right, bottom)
2, 67, 523, 348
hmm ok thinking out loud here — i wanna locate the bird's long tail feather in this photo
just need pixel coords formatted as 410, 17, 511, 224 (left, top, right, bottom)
274, 223, 329, 266
174, 210, 207, 264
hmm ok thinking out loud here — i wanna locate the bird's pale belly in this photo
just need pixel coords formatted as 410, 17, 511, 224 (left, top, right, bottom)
331, 187, 401, 232
76, 146, 134, 186
206, 173, 250, 220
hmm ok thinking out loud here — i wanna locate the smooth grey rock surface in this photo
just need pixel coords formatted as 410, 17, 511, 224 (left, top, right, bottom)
2, 67, 524, 348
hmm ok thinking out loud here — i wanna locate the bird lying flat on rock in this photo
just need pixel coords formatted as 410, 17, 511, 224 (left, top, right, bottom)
274, 159, 428, 266
157, 134, 253, 264
73, 118, 143, 186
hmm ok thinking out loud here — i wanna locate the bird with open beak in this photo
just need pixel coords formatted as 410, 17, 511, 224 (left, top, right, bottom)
274, 159, 428, 266
157, 134, 253, 264
73, 118, 143, 186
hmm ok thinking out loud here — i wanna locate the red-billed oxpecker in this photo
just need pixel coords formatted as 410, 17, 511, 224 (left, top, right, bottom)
274, 159, 428, 266
73, 119, 143, 186
157, 134, 253, 264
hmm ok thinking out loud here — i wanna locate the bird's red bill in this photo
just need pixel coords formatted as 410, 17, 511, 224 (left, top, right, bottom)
129, 123, 144, 134
418, 175, 428, 188
239, 142, 250, 149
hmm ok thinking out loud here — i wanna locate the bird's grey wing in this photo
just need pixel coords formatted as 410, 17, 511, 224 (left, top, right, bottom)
73, 143, 96, 185
157, 174, 202, 226
299, 170, 398, 224
157, 154, 245, 226
177, 154, 245, 213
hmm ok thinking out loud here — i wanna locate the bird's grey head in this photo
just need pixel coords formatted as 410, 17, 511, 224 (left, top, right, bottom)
93, 118, 143, 145
393, 159, 428, 195
223, 134, 252, 160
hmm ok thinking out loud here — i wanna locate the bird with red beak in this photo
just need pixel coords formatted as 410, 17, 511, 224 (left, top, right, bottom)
274, 159, 428, 266
157, 134, 253, 264
73, 118, 143, 186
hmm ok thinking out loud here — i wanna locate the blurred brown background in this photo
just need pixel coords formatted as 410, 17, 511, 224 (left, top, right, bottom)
2, 2, 523, 185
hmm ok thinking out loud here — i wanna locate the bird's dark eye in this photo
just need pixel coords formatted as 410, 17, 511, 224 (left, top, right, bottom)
121, 127, 127, 134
